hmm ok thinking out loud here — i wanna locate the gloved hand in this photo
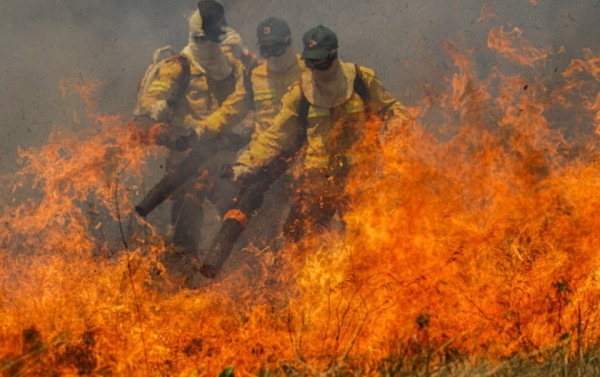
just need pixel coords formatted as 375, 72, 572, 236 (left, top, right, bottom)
127, 115, 169, 145
128, 115, 154, 144
221, 26, 249, 60
174, 128, 200, 151
232, 164, 253, 188
241, 50, 259, 72
150, 123, 188, 149
219, 163, 252, 187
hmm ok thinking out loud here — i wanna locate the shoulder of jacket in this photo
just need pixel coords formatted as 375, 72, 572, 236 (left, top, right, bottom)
162, 54, 186, 64
355, 64, 376, 79
160, 54, 189, 72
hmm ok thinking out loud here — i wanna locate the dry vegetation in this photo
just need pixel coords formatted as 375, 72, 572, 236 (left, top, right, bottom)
1, 22, 599, 377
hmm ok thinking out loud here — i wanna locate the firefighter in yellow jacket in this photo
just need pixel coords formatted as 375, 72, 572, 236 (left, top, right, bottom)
200, 25, 408, 278
133, 2, 246, 261
197, 17, 304, 140
184, 17, 304, 248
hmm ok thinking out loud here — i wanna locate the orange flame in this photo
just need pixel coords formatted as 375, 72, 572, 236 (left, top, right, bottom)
488, 26, 548, 67
1, 27, 599, 377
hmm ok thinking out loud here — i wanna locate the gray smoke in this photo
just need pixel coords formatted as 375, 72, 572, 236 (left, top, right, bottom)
0, 0, 598, 175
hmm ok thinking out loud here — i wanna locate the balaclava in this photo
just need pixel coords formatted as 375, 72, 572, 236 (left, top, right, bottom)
302, 58, 356, 108
267, 46, 296, 73
256, 17, 296, 73
182, 9, 232, 80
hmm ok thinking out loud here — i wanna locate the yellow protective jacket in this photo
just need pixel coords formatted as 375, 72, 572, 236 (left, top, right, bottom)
236, 64, 408, 182
136, 46, 243, 131
202, 55, 305, 138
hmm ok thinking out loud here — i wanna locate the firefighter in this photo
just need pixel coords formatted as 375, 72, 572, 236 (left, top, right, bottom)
132, 2, 248, 267
197, 17, 304, 141
180, 17, 304, 250
199, 25, 409, 278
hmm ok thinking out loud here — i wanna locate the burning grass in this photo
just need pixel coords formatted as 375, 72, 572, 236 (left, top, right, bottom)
1, 26, 599, 377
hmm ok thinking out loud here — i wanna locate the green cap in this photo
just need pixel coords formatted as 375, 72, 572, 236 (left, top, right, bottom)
257, 17, 291, 45
302, 25, 338, 60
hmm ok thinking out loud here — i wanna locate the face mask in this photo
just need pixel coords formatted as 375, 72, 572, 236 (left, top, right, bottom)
305, 52, 338, 71
260, 43, 288, 58
301, 58, 355, 108
186, 39, 232, 81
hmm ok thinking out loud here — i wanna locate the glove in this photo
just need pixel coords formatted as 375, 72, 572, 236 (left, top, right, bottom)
219, 164, 252, 188
232, 164, 252, 188
174, 128, 200, 151
128, 115, 165, 145
241, 50, 259, 71
221, 26, 247, 59
150, 123, 188, 149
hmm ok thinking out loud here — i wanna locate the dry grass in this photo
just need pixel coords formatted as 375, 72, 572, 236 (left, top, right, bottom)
5, 332, 600, 377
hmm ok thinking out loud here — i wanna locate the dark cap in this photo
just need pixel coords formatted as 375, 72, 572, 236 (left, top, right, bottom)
257, 17, 291, 45
302, 25, 338, 60
197, 0, 226, 27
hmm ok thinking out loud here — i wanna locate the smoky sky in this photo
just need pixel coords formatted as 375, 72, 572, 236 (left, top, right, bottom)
0, 0, 598, 175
